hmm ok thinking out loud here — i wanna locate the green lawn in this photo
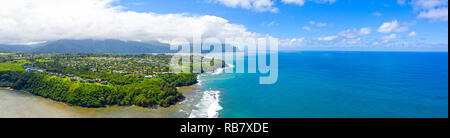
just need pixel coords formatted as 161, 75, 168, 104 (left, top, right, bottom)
0, 53, 14, 56
35, 59, 54, 62
0, 60, 28, 71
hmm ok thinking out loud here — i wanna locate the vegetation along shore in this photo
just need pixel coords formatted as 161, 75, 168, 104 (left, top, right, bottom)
0, 53, 225, 108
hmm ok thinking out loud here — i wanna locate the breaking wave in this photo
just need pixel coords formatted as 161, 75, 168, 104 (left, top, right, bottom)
211, 63, 234, 75
189, 90, 222, 118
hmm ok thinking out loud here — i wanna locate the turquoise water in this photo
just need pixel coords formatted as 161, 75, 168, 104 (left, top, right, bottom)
195, 51, 448, 118
1, 51, 447, 118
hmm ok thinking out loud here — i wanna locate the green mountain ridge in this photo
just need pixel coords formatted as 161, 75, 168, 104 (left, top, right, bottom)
0, 39, 241, 54
0, 39, 175, 54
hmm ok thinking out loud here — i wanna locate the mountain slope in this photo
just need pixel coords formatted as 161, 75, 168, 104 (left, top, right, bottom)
32, 39, 174, 54
0, 45, 33, 53
1, 39, 240, 54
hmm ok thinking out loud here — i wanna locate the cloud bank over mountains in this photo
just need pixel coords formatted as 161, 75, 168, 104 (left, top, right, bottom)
0, 0, 447, 51
0, 0, 261, 45
0, 0, 349, 48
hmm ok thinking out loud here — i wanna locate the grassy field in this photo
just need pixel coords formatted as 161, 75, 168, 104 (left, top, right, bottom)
0, 53, 14, 56
0, 60, 28, 71
35, 59, 55, 62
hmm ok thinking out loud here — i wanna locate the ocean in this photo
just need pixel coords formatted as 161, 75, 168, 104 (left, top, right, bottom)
190, 51, 448, 118
1, 51, 448, 118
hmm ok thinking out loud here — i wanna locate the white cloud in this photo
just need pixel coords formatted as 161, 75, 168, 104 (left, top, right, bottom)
377, 20, 412, 33
304, 27, 371, 46
0, 0, 263, 45
373, 12, 382, 17
318, 35, 338, 41
371, 41, 380, 46
381, 34, 397, 43
300, 21, 328, 32
129, 2, 145, 6
281, 0, 306, 6
280, 37, 306, 46
281, 0, 337, 6
378, 20, 400, 33
417, 7, 448, 21
397, 0, 407, 5
411, 0, 448, 22
262, 21, 278, 27
338, 28, 371, 38
359, 27, 372, 35
309, 20, 328, 27
210, 0, 278, 12
211, 0, 338, 12
383, 34, 397, 40
338, 29, 359, 38
342, 38, 361, 45
315, 23, 327, 27
302, 26, 312, 31
411, 0, 448, 10
267, 21, 277, 26
408, 31, 418, 37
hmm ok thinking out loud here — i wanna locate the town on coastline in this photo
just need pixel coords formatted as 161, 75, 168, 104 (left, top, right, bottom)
0, 53, 225, 108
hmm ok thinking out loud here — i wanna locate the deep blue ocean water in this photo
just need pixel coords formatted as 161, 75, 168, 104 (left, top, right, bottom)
196, 51, 448, 118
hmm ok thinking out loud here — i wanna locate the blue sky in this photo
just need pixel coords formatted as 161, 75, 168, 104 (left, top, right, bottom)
1, 0, 448, 51
113, 0, 448, 51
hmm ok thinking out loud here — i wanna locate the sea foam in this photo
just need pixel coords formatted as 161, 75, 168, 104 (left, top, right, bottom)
189, 90, 222, 118
211, 63, 234, 75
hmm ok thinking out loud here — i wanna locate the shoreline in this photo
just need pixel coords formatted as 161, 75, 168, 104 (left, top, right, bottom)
0, 74, 206, 118
188, 63, 233, 118
0, 63, 231, 117
0, 84, 198, 110
1, 88, 190, 118
0, 65, 222, 110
